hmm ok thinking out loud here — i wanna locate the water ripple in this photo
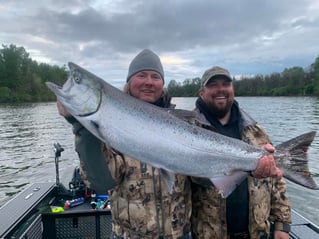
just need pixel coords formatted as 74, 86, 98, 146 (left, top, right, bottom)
1, 99, 319, 225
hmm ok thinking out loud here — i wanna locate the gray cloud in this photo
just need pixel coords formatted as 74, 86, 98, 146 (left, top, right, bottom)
1, 0, 318, 87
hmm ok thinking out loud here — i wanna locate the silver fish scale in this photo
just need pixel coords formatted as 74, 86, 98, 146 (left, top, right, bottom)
45, 62, 319, 196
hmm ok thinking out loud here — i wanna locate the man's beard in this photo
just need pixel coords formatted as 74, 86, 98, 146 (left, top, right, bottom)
207, 100, 233, 119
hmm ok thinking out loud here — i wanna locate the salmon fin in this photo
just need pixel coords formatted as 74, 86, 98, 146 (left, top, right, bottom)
160, 169, 176, 194
276, 131, 319, 190
167, 108, 216, 130
211, 171, 248, 198
284, 169, 319, 190
167, 109, 197, 124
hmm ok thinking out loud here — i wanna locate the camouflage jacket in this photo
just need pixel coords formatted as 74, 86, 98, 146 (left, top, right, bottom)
103, 145, 192, 239
67, 90, 192, 239
191, 107, 291, 239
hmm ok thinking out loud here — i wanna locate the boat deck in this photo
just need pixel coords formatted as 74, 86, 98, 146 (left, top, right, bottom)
0, 182, 318, 239
0, 182, 55, 239
290, 209, 319, 239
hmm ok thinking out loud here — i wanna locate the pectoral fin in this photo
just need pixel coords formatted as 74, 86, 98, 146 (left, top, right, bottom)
211, 171, 248, 198
160, 169, 176, 194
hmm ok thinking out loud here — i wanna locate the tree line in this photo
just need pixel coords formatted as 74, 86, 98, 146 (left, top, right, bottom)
0, 44, 67, 103
167, 55, 319, 97
1, 44, 319, 103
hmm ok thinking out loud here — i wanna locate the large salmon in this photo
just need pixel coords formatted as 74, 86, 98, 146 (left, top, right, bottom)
46, 62, 319, 197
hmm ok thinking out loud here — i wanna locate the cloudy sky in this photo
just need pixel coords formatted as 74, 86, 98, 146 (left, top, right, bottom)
1, 0, 319, 88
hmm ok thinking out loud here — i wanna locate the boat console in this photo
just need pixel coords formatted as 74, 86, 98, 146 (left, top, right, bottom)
0, 182, 112, 239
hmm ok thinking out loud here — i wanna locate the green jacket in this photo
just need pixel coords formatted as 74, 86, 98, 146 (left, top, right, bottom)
191, 107, 291, 239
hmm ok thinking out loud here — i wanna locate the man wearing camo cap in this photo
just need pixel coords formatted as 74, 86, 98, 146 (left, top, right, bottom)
191, 66, 291, 239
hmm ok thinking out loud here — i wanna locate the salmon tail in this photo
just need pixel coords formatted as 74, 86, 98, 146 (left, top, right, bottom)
275, 131, 319, 190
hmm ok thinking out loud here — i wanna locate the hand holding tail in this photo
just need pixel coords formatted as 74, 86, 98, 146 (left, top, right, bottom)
252, 144, 283, 179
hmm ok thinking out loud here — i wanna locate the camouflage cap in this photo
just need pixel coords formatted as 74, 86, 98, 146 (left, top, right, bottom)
201, 66, 232, 87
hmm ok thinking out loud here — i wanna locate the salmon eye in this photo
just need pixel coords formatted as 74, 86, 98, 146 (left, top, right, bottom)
72, 70, 82, 84
74, 76, 81, 83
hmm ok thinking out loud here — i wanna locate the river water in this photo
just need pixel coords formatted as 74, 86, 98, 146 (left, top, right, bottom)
0, 97, 319, 225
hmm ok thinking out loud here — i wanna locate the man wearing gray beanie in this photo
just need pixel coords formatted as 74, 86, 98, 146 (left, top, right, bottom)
58, 48, 192, 238
124, 49, 171, 107
126, 49, 164, 83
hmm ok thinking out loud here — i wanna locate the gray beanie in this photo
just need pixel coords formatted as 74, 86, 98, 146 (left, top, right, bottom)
126, 49, 164, 83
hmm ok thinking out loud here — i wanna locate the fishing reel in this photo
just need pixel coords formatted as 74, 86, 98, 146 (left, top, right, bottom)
54, 142, 64, 158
